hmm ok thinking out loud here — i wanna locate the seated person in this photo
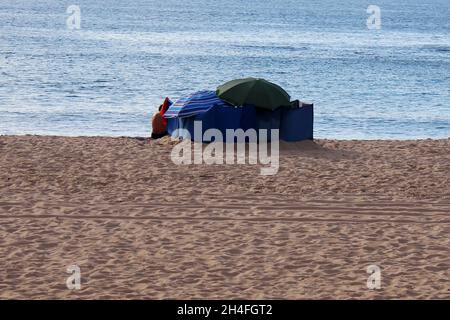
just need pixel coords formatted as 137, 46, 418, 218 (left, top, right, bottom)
151, 97, 171, 139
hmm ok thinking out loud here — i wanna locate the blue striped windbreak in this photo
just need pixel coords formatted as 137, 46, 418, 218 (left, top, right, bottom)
164, 90, 230, 118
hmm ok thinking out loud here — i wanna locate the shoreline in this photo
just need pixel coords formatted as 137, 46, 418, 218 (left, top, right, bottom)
1, 134, 449, 141
1, 135, 449, 299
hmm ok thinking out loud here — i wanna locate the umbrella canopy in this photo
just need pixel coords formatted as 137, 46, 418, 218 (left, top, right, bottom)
164, 90, 230, 118
216, 77, 291, 111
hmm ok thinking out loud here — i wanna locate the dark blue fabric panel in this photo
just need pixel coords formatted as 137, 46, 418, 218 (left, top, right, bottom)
280, 105, 314, 141
166, 117, 179, 136
255, 108, 281, 142
239, 105, 257, 131
214, 106, 242, 133
167, 105, 313, 143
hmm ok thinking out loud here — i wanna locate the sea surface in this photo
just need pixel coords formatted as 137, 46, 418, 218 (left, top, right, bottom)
1, 0, 449, 138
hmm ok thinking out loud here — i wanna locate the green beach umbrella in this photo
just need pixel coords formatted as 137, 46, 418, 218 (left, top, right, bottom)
216, 77, 291, 111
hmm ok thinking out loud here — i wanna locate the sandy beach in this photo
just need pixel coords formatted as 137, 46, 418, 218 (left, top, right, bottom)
0, 135, 449, 299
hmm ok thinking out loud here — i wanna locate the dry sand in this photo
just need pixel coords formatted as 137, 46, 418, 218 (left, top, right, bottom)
0, 135, 449, 299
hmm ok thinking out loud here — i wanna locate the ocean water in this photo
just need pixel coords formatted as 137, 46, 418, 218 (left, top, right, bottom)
0, 0, 449, 139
